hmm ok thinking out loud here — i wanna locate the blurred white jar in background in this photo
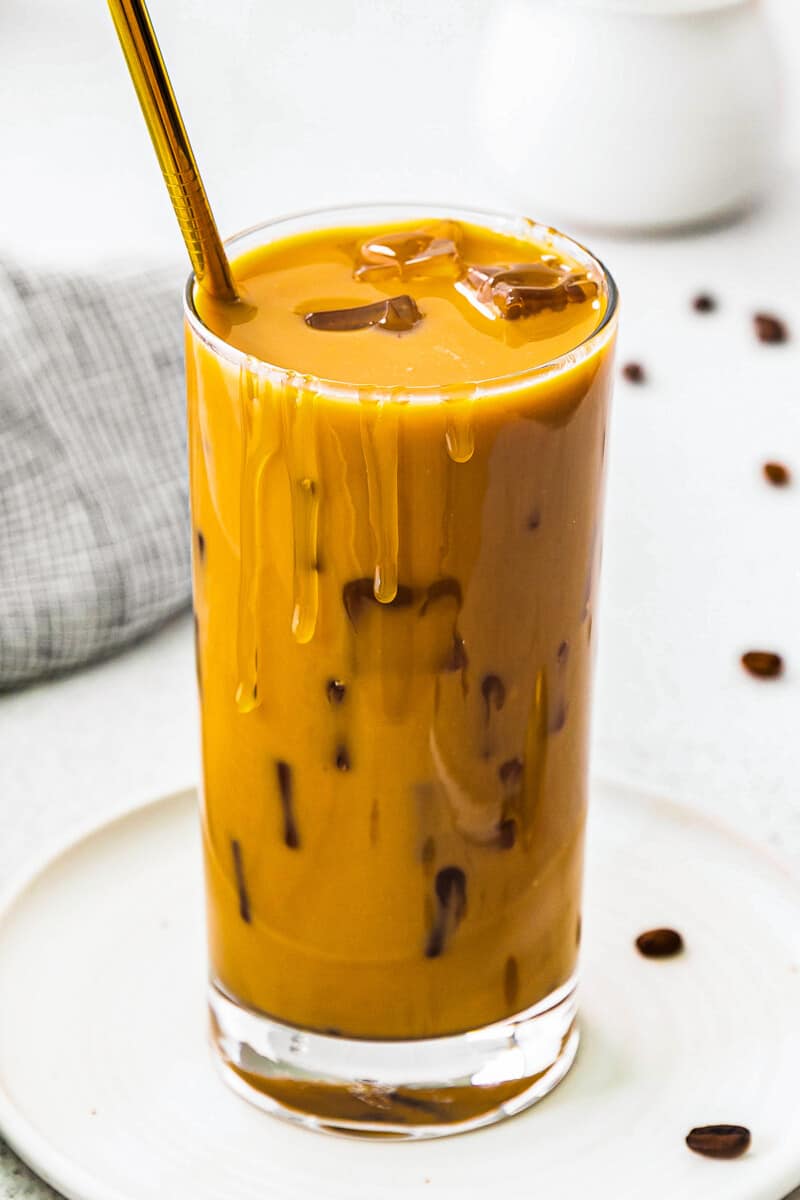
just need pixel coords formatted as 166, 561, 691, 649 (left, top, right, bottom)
475, 0, 781, 232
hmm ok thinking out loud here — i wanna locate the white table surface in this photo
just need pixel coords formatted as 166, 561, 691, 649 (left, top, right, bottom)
2, 1, 800, 1197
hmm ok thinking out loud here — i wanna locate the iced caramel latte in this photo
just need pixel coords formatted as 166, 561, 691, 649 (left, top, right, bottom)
185, 205, 617, 1135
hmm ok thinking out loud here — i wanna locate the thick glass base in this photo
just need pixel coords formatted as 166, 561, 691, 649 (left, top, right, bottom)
209, 978, 579, 1139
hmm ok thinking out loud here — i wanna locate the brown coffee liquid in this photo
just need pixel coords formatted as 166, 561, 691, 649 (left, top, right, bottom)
188, 217, 615, 1039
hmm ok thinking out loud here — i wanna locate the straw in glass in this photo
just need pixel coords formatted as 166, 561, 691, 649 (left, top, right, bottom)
107, 0, 239, 303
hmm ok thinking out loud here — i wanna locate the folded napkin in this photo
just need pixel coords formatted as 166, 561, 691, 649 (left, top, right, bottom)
0, 259, 191, 688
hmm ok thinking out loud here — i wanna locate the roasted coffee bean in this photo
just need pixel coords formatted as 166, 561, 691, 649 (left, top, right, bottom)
504, 956, 520, 1008
763, 461, 791, 487
343, 577, 414, 625
692, 293, 717, 313
335, 745, 351, 772
230, 838, 251, 924
686, 1125, 751, 1159
635, 927, 684, 958
754, 313, 788, 344
326, 679, 346, 705
498, 758, 523, 787
622, 362, 646, 384
481, 673, 506, 722
276, 760, 299, 849
741, 650, 783, 679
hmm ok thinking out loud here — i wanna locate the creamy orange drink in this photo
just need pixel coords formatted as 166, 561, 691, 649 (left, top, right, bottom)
185, 204, 617, 1135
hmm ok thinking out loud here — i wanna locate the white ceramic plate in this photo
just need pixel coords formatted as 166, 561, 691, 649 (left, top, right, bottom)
1, 781, 799, 1200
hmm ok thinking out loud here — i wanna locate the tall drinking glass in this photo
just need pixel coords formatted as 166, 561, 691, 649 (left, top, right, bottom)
184, 203, 618, 1137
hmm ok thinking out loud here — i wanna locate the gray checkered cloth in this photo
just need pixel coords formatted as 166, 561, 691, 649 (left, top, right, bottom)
0, 259, 191, 688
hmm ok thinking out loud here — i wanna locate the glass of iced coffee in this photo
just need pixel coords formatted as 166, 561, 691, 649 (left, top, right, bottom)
184, 204, 617, 1136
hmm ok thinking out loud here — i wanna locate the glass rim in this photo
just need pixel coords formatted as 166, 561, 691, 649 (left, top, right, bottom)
183, 201, 619, 404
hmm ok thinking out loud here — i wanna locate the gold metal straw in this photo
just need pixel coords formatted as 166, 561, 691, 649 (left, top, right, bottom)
107, 0, 239, 303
